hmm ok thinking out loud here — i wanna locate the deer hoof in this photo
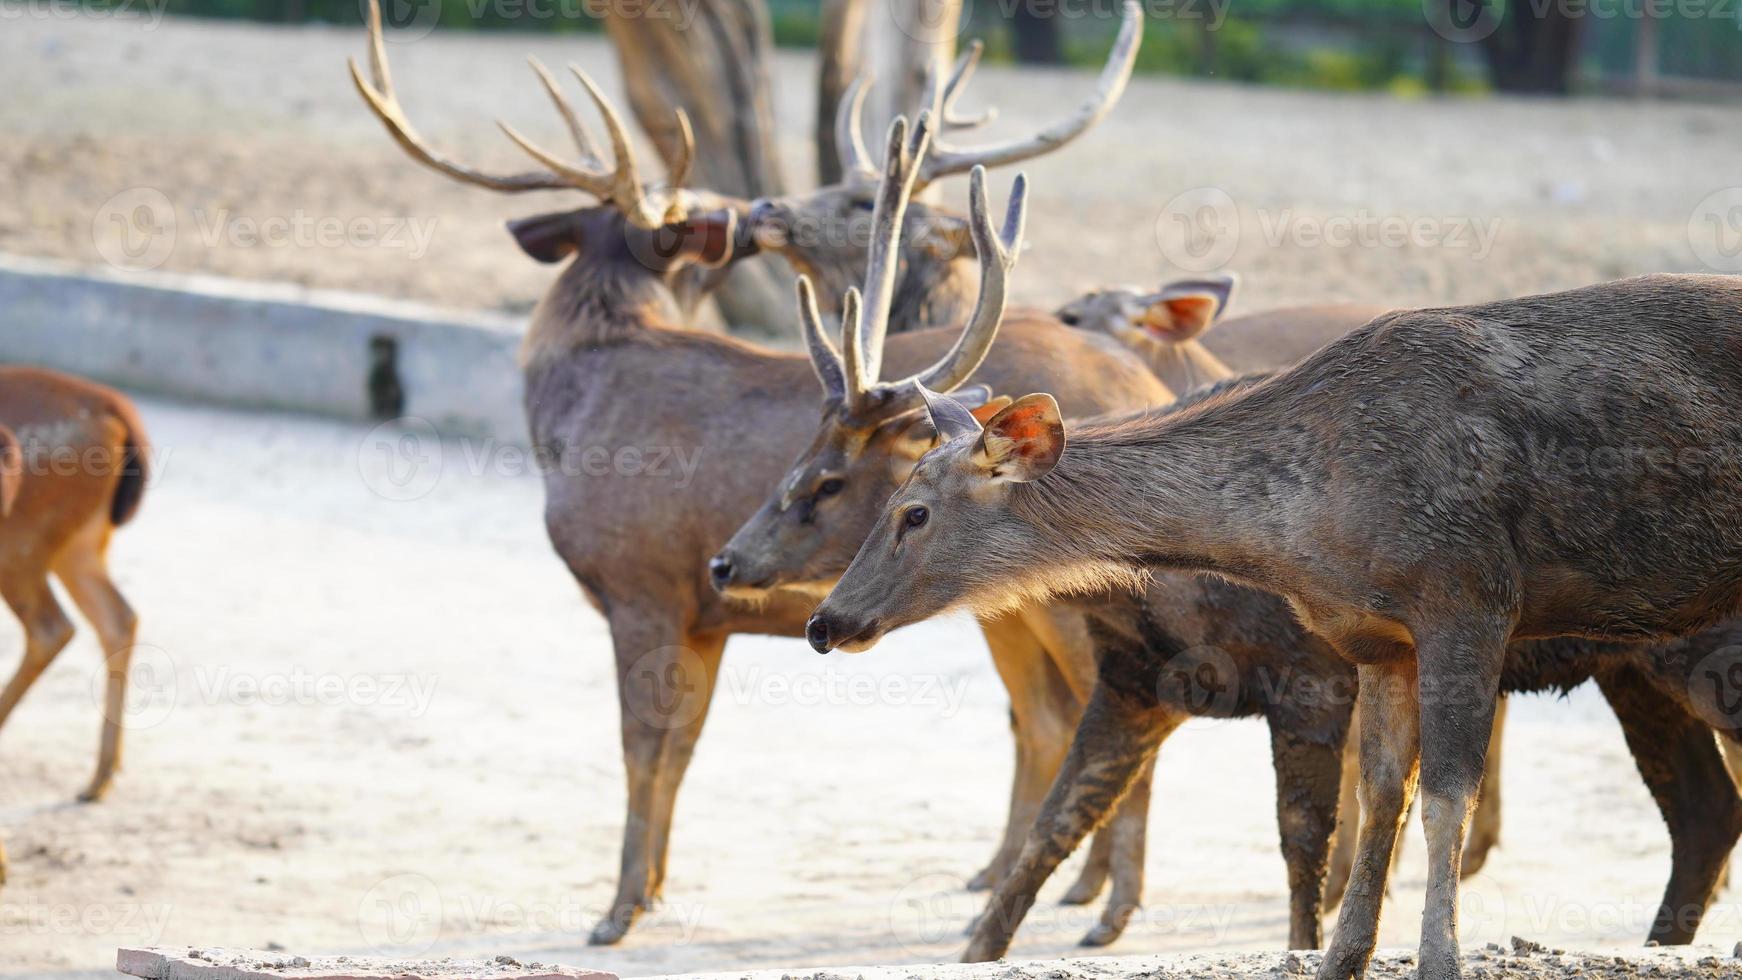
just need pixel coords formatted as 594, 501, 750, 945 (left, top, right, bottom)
1058, 877, 1106, 906
588, 905, 641, 946
965, 865, 1001, 892
1314, 936, 1374, 980
77, 782, 111, 805
1459, 839, 1497, 879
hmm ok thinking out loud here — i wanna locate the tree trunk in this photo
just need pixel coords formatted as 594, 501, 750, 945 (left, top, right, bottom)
602, 0, 795, 336
1479, 0, 1586, 95
817, 0, 868, 185
1010, 5, 1062, 64
860, 0, 961, 195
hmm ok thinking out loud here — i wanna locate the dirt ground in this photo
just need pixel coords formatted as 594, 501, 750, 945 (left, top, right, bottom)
6, 11, 1742, 980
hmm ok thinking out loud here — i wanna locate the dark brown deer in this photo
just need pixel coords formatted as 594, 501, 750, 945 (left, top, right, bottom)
0, 367, 149, 811
808, 274, 1742, 979
349, 9, 1167, 943
748, 3, 1141, 330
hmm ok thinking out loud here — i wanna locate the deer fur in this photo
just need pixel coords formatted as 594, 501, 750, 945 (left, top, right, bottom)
809, 273, 1742, 979
0, 367, 149, 819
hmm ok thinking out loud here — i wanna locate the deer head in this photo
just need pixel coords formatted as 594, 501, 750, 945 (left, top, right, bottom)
1056, 274, 1237, 393
748, 1, 1140, 332
804, 383, 1102, 652
709, 112, 1026, 601
349, 0, 754, 300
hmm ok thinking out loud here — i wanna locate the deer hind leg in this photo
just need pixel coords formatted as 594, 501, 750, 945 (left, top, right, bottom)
1078, 755, 1154, 947
1317, 659, 1420, 980
1271, 715, 1347, 950
1323, 701, 1361, 910
1598, 665, 1740, 944
644, 630, 726, 901
963, 683, 1179, 963
0, 571, 76, 740
592, 613, 723, 946
52, 517, 138, 804
1459, 697, 1505, 878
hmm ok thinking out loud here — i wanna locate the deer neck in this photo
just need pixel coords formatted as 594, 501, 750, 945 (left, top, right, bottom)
1010, 396, 1309, 592
520, 255, 688, 368
1144, 337, 1235, 395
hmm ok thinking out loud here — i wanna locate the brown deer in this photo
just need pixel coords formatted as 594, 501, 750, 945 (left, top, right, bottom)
0, 367, 149, 811
747, 4, 1141, 330
349, 7, 1165, 944
807, 273, 1742, 979
0, 422, 16, 886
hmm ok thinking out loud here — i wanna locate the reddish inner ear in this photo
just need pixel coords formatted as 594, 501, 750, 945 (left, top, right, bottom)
968, 397, 1013, 424
1139, 294, 1218, 340
990, 407, 1057, 459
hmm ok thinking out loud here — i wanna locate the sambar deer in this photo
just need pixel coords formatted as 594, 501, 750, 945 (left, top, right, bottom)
0, 367, 149, 813
809, 274, 1742, 979
349, 5, 1163, 944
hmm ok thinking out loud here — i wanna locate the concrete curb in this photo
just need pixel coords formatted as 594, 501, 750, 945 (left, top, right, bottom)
0, 253, 527, 441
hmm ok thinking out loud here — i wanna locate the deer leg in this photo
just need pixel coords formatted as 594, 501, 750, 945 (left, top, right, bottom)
1323, 701, 1361, 910
591, 614, 721, 946
1270, 716, 1347, 950
643, 630, 726, 899
1459, 697, 1505, 878
54, 519, 139, 804
1078, 755, 1154, 947
1597, 665, 1741, 945
1317, 658, 1420, 980
963, 684, 1179, 962
0, 574, 76, 739
1411, 623, 1507, 980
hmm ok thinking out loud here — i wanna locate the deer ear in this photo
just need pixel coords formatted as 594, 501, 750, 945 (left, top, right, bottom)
973, 393, 1064, 483
918, 384, 985, 443
969, 395, 1014, 424
668, 209, 738, 269
1135, 274, 1237, 341
508, 210, 587, 264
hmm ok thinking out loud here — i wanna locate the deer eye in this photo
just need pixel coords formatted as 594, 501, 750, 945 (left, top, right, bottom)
1058, 312, 1080, 326
852, 199, 875, 212
903, 506, 930, 530
817, 477, 845, 497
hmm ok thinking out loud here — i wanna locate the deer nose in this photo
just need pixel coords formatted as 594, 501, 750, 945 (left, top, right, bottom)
708, 554, 735, 591
805, 614, 833, 654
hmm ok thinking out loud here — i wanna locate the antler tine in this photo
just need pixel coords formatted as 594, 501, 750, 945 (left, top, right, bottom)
526, 57, 602, 165
928, 41, 996, 131
915, 0, 1140, 188
839, 286, 868, 402
851, 112, 934, 399
668, 108, 696, 189
348, 0, 576, 193
498, 65, 665, 227
834, 74, 879, 184
796, 276, 849, 403
912, 166, 1027, 393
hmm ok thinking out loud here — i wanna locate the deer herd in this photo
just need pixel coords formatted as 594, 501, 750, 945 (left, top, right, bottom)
1, 4, 1740, 979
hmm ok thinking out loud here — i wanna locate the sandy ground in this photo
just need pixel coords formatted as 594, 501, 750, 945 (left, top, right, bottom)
0, 396, 1738, 980
6, 11, 1742, 980
4, 15, 1742, 320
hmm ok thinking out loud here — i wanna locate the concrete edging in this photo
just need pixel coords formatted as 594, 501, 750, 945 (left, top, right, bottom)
0, 253, 527, 440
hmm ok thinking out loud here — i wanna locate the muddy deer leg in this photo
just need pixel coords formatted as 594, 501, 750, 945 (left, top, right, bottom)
1317, 659, 1420, 980
0, 575, 76, 738
592, 615, 719, 946
1460, 697, 1505, 878
973, 614, 1076, 892
1079, 755, 1154, 947
54, 521, 139, 804
1411, 623, 1507, 980
1323, 700, 1360, 910
1270, 716, 1346, 950
963, 685, 1178, 963
1597, 666, 1741, 944
1058, 820, 1114, 905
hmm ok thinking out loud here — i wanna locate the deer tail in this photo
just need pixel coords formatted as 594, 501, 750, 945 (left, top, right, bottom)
109, 399, 150, 527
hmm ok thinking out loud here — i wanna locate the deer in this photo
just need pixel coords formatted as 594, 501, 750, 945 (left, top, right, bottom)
0, 367, 149, 816
348, 1, 1164, 944
806, 272, 1742, 979
747, 4, 1141, 330
0, 422, 16, 886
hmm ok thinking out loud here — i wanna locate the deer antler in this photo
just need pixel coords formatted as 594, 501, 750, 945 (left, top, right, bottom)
915, 0, 1140, 188
921, 41, 997, 132
833, 43, 996, 190
348, 0, 692, 228
798, 111, 1027, 414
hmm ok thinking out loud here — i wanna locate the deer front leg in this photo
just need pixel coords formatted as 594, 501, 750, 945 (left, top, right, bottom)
1270, 718, 1346, 950
592, 616, 723, 946
1318, 659, 1419, 980
1079, 755, 1155, 947
963, 686, 1178, 962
